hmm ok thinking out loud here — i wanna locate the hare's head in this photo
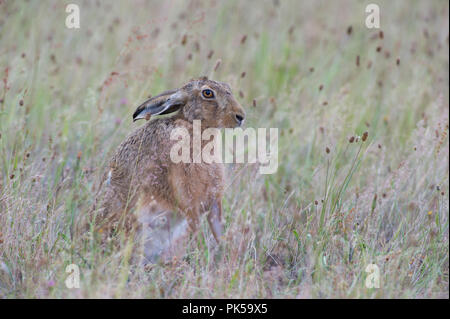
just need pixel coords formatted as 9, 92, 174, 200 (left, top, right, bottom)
133, 77, 246, 128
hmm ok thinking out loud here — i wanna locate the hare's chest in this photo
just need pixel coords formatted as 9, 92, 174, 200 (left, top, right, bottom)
169, 162, 224, 208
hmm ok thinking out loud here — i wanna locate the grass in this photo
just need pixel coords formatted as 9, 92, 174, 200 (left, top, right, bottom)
0, 0, 448, 298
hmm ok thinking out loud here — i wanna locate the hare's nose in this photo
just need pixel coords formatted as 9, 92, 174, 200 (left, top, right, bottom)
235, 113, 245, 125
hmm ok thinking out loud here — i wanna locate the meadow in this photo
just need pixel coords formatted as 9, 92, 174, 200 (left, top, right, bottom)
0, 0, 448, 298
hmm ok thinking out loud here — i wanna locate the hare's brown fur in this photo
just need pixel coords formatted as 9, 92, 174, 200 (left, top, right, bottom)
93, 77, 245, 263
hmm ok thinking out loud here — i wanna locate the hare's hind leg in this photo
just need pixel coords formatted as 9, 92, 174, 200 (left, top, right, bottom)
92, 184, 130, 240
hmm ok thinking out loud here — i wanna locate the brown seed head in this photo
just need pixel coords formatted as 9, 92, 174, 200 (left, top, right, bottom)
181, 34, 187, 46
362, 131, 368, 142
347, 26, 353, 35
288, 26, 294, 35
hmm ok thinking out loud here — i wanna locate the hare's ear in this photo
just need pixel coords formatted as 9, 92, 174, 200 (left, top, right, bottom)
132, 90, 187, 122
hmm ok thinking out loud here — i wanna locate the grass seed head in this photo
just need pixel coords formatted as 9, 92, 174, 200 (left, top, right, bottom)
288, 26, 294, 35
181, 34, 187, 46
214, 59, 221, 71
347, 25, 352, 35
362, 131, 369, 142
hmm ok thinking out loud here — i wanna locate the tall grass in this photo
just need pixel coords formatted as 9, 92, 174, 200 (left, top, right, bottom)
0, 0, 448, 298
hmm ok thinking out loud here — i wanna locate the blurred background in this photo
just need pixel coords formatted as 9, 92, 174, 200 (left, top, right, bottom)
0, 0, 448, 298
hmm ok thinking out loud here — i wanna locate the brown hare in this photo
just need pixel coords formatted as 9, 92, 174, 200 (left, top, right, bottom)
94, 76, 246, 264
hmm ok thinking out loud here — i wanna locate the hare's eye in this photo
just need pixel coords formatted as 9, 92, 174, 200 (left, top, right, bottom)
202, 89, 214, 99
